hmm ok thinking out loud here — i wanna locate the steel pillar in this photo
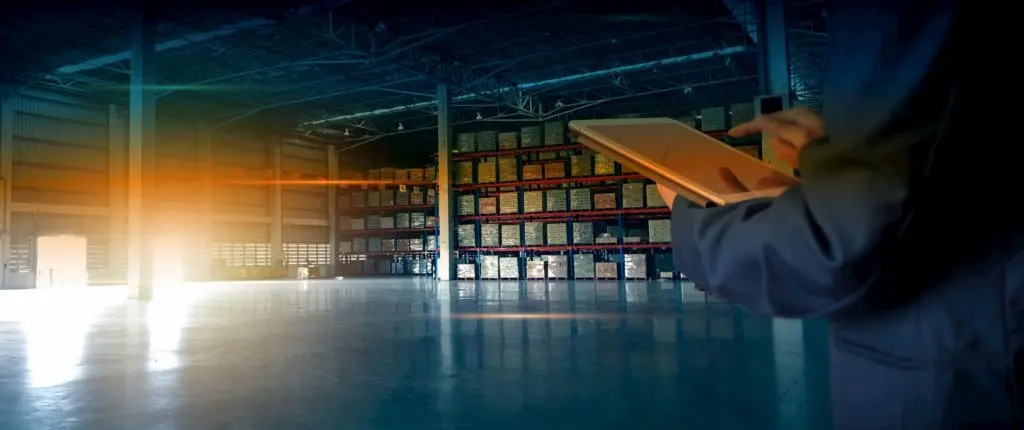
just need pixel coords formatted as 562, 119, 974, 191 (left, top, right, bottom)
435, 83, 455, 281
127, 4, 157, 299
327, 145, 339, 277
757, 0, 794, 174
107, 105, 126, 283
0, 89, 13, 289
196, 122, 213, 280
270, 140, 284, 271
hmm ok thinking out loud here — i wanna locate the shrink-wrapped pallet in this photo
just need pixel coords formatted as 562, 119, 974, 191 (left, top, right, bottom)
526, 259, 547, 279
377, 260, 392, 274
410, 238, 424, 251
573, 254, 595, 279
456, 133, 476, 153
481, 255, 500, 279
426, 189, 436, 205
500, 224, 521, 247
426, 167, 436, 181
546, 223, 568, 245
381, 190, 395, 207
570, 189, 592, 210
455, 161, 474, 184
379, 168, 396, 181
622, 182, 644, 208
520, 125, 541, 148
594, 193, 616, 210
395, 190, 409, 206
396, 239, 411, 252
498, 156, 518, 183
478, 158, 497, 183
411, 213, 426, 228
481, 224, 500, 247
338, 216, 351, 231
476, 131, 498, 151
594, 153, 616, 175
544, 162, 566, 179
338, 241, 352, 253
545, 189, 567, 212
571, 153, 593, 176
368, 238, 382, 252
366, 215, 381, 229
367, 191, 381, 207
543, 255, 568, 278
457, 195, 476, 215
573, 222, 594, 244
351, 191, 365, 207
380, 216, 394, 229
596, 262, 618, 279
499, 257, 520, 279
524, 222, 544, 246
522, 164, 543, 180
498, 132, 518, 150
338, 194, 352, 208
625, 254, 648, 279
646, 184, 666, 207
523, 191, 544, 213
458, 263, 477, 280
352, 238, 367, 252
394, 169, 409, 182
499, 192, 519, 214
396, 213, 410, 229
478, 197, 498, 215
458, 224, 477, 247
427, 235, 437, 251
649, 219, 672, 243
410, 188, 424, 205
408, 168, 425, 182
544, 121, 565, 146
427, 216, 436, 227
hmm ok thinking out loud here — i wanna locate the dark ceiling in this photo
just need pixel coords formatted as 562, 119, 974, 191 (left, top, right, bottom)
1, 0, 826, 155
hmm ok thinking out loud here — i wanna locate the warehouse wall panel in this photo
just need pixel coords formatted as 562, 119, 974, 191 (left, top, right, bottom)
282, 225, 329, 243
212, 221, 271, 242
281, 141, 328, 221
7, 92, 110, 207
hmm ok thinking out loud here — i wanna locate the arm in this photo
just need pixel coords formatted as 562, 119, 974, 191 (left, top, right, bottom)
669, 1, 957, 317
671, 140, 914, 317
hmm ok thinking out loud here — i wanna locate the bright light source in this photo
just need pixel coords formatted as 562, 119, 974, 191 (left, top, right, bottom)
152, 235, 185, 288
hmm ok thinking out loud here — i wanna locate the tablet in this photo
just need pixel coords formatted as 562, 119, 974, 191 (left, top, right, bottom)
569, 118, 798, 207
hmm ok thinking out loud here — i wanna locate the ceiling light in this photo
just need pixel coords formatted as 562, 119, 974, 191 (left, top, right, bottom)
397, 122, 404, 131
475, 112, 483, 120
343, 128, 350, 136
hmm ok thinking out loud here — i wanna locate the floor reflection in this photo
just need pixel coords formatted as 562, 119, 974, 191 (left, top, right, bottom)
0, 278, 831, 430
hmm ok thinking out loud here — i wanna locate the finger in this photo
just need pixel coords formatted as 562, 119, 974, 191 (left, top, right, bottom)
756, 172, 799, 189
727, 116, 770, 137
771, 107, 824, 131
769, 138, 800, 168
718, 167, 749, 193
763, 120, 821, 148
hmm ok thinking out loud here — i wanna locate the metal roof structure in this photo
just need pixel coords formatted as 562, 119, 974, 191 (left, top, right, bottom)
1, 0, 826, 151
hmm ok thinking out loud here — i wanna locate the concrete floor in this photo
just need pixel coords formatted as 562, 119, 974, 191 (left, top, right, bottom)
0, 278, 832, 429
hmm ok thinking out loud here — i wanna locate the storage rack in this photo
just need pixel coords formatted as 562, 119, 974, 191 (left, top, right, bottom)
336, 167, 439, 277
449, 122, 703, 281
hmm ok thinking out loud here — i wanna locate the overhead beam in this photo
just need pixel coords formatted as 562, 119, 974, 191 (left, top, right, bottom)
302, 46, 749, 126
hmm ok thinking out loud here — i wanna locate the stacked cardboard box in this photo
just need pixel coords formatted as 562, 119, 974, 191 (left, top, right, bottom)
456, 133, 476, 153
396, 213, 410, 228
500, 224, 521, 247
457, 195, 475, 215
546, 223, 568, 245
544, 255, 569, 278
570, 189, 592, 210
595, 153, 616, 175
524, 222, 544, 246
596, 262, 618, 279
521, 125, 542, 148
573, 254, 595, 279
455, 161, 473, 184
646, 184, 666, 207
458, 224, 477, 247
622, 182, 644, 208
624, 254, 648, 279
546, 189, 567, 212
523, 191, 544, 213
499, 192, 519, 214
573, 222, 594, 244
476, 131, 498, 151
571, 153, 593, 177
411, 213, 426, 228
479, 196, 498, 215
458, 263, 476, 279
649, 219, 672, 243
481, 256, 500, 279
594, 193, 616, 210
499, 257, 520, 279
498, 157, 518, 182
498, 132, 518, 150
544, 121, 565, 146
526, 259, 546, 279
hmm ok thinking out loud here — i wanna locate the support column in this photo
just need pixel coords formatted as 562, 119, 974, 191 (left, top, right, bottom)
270, 140, 284, 272
107, 105, 126, 283
435, 83, 456, 281
0, 89, 13, 289
757, 0, 793, 174
196, 122, 213, 280
759, 2, 806, 424
127, 4, 157, 300
327, 145, 338, 278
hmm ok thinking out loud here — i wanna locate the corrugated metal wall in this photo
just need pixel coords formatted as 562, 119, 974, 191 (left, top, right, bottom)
1, 89, 342, 284
213, 133, 271, 217
8, 91, 109, 207
281, 142, 328, 220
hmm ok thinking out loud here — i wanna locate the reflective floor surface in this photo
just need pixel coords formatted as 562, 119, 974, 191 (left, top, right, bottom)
0, 278, 831, 429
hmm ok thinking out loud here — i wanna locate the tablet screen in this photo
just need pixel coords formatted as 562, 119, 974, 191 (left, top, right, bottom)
570, 118, 797, 203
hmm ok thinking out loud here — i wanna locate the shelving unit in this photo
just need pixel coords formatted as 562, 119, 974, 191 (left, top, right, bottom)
450, 121, 678, 281
336, 165, 439, 277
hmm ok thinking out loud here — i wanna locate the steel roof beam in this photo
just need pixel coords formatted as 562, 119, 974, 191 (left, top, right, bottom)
301, 46, 749, 127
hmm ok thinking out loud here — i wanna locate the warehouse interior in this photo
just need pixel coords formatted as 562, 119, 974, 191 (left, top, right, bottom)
0, 0, 831, 428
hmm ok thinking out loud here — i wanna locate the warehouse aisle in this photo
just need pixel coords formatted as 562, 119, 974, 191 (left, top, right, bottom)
0, 279, 831, 429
